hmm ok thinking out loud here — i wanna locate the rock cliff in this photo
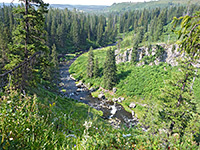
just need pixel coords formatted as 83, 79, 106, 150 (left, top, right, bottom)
115, 44, 185, 67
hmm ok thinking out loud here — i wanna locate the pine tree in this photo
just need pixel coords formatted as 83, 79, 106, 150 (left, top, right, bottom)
50, 44, 58, 68
6, 0, 49, 89
71, 14, 80, 49
96, 22, 103, 45
94, 57, 99, 78
131, 45, 138, 63
0, 26, 10, 74
159, 10, 200, 143
133, 27, 144, 47
103, 48, 117, 90
159, 59, 196, 141
46, 44, 58, 83
87, 47, 94, 78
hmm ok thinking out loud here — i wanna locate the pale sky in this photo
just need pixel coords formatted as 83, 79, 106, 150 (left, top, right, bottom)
0, 0, 152, 6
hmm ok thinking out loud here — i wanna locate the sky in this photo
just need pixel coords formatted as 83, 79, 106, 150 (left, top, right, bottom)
0, 0, 152, 6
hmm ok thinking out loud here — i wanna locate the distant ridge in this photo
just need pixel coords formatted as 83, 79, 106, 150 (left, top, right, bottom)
49, 4, 108, 12
1, 0, 199, 13
0, 3, 108, 13
103, 0, 200, 12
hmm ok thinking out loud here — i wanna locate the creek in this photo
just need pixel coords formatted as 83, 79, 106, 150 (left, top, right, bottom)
59, 56, 138, 128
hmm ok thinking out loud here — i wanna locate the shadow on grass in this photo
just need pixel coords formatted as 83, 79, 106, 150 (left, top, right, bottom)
117, 70, 132, 84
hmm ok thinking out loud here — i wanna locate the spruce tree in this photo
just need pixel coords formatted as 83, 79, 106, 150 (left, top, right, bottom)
87, 47, 94, 78
97, 22, 103, 45
159, 10, 200, 143
131, 46, 138, 63
71, 15, 80, 49
103, 48, 117, 90
50, 44, 58, 68
0, 26, 10, 74
94, 57, 99, 78
159, 59, 196, 142
6, 0, 49, 89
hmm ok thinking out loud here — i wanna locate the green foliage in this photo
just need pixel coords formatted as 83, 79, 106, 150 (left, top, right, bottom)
155, 44, 165, 59
103, 48, 117, 90
70, 47, 172, 100
159, 59, 197, 140
172, 44, 176, 53
131, 45, 138, 63
173, 11, 200, 59
94, 57, 100, 78
3, 0, 49, 89
87, 47, 94, 78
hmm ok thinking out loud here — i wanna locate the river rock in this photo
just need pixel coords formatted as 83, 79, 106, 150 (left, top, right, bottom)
137, 61, 145, 67
118, 99, 122, 103
112, 98, 118, 102
117, 97, 125, 103
59, 82, 64, 86
76, 81, 83, 88
77, 88, 84, 92
121, 97, 125, 101
90, 87, 96, 92
113, 87, 117, 93
131, 111, 135, 118
70, 75, 76, 80
129, 102, 136, 108
98, 93, 105, 100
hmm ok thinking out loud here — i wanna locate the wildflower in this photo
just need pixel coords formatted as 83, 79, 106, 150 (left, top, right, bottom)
83, 121, 92, 130
49, 102, 56, 107
74, 144, 76, 147
66, 134, 77, 138
54, 117, 58, 122
26, 128, 30, 131
7, 101, 12, 104
9, 138, 13, 141
122, 134, 132, 138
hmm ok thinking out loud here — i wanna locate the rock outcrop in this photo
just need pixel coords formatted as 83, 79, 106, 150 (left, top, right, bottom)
115, 44, 185, 67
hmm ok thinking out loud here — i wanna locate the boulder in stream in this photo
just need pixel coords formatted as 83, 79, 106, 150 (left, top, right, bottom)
70, 75, 76, 81
113, 87, 117, 93
77, 88, 84, 92
98, 93, 105, 100
90, 87, 96, 92
76, 81, 83, 88
112, 98, 118, 102
129, 102, 136, 108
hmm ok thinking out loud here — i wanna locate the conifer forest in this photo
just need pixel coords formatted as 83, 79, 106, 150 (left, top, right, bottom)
0, 0, 200, 149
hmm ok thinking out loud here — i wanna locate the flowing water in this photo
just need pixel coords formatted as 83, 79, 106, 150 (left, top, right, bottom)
59, 57, 138, 128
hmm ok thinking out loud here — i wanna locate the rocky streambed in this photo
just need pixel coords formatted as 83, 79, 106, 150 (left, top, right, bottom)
59, 58, 138, 128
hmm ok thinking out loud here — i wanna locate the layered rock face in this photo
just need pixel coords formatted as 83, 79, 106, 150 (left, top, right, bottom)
115, 44, 185, 67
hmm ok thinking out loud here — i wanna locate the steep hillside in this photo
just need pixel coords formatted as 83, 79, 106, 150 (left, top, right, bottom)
69, 44, 200, 116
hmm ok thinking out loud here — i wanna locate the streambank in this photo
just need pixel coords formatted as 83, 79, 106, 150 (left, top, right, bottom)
59, 54, 138, 128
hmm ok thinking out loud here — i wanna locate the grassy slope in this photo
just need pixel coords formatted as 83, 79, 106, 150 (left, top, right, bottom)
70, 46, 175, 117
70, 45, 200, 118
6, 84, 189, 149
